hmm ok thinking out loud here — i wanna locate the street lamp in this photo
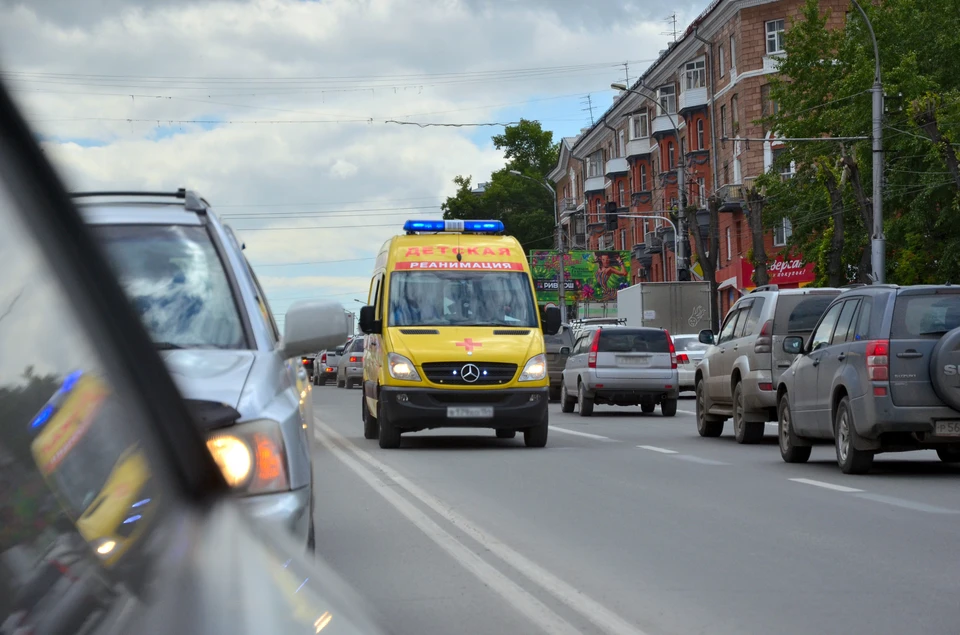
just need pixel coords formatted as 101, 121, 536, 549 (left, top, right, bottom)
611, 82, 687, 280
507, 170, 568, 323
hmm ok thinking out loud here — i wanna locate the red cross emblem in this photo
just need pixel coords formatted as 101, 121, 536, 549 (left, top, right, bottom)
455, 338, 483, 354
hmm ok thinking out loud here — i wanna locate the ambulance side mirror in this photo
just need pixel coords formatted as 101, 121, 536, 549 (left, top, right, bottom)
542, 306, 561, 336
358, 306, 382, 334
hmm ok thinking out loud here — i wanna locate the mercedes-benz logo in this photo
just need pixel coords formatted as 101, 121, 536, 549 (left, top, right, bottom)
460, 363, 481, 383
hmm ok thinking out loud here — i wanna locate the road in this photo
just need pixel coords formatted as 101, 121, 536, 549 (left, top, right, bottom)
311, 384, 960, 635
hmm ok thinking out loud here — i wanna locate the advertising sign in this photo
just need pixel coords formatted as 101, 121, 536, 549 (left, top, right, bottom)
530, 250, 631, 304
740, 255, 816, 289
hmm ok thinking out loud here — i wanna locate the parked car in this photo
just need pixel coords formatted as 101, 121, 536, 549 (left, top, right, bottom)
694, 285, 842, 443
74, 189, 349, 551
314, 337, 352, 385
300, 352, 317, 379
672, 334, 709, 393
337, 337, 365, 389
544, 324, 574, 401
560, 325, 679, 417
0, 77, 387, 634
776, 284, 960, 474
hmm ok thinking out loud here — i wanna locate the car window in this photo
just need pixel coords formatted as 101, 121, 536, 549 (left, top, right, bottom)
243, 257, 281, 345
891, 292, 960, 339
89, 224, 247, 350
773, 294, 837, 335
673, 337, 709, 352
810, 302, 844, 351
597, 329, 669, 353
832, 299, 860, 346
739, 299, 766, 338
0, 172, 166, 624
852, 297, 873, 341
718, 309, 741, 344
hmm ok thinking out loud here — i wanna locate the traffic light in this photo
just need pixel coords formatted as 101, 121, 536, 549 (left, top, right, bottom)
605, 201, 618, 231
678, 268, 691, 282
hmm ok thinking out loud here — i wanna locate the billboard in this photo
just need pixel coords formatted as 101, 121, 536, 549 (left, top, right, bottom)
530, 250, 631, 304
740, 255, 816, 290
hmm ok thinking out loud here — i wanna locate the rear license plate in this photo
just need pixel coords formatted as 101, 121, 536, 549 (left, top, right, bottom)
935, 421, 960, 436
618, 356, 650, 366
447, 406, 494, 419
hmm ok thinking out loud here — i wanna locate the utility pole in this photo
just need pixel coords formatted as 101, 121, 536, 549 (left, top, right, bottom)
851, 0, 885, 283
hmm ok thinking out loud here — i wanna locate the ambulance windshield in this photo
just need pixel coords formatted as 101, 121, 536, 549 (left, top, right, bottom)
389, 271, 538, 328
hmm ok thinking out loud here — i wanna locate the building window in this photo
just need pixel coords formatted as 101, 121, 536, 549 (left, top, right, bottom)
620, 229, 627, 249
720, 104, 727, 138
618, 130, 625, 157
774, 218, 793, 246
588, 151, 603, 177
595, 198, 602, 222
618, 181, 625, 206
723, 162, 730, 185
658, 85, 676, 115
766, 19, 785, 54
684, 59, 706, 90
729, 35, 737, 71
718, 43, 725, 77
735, 219, 742, 253
697, 119, 705, 150
697, 177, 706, 206
726, 227, 732, 261
731, 94, 739, 133
667, 142, 675, 169
631, 112, 649, 139
569, 167, 577, 199
639, 163, 648, 190
761, 84, 779, 122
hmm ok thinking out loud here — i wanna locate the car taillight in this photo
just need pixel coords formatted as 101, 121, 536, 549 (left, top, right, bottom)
349, 356, 358, 362
320, 353, 327, 363
302, 359, 310, 366
665, 329, 678, 369
587, 330, 601, 368
755, 319, 773, 354
677, 353, 689, 365
866, 339, 889, 381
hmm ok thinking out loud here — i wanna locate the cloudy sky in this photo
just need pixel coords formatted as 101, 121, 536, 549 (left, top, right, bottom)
0, 0, 704, 327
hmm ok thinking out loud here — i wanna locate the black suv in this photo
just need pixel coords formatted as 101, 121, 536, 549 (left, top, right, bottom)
776, 284, 960, 473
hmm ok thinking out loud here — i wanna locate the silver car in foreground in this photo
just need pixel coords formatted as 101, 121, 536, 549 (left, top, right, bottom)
74, 189, 348, 550
560, 325, 679, 417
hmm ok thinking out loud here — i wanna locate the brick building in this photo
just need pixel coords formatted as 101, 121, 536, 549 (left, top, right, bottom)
547, 0, 848, 317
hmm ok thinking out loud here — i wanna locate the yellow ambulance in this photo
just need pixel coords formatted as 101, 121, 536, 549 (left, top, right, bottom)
358, 219, 562, 449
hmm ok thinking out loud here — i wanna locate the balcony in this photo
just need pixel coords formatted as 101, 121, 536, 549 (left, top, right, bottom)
717, 183, 745, 213
625, 136, 652, 158
679, 86, 708, 113
651, 114, 677, 137
632, 243, 653, 268
605, 157, 629, 177
584, 175, 606, 193
559, 197, 577, 211
644, 231, 663, 253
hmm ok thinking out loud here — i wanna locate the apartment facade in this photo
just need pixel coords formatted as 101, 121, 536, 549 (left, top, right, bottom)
547, 0, 848, 316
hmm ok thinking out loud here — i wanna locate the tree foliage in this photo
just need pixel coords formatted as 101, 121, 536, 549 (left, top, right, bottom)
760, 0, 960, 284
442, 119, 558, 250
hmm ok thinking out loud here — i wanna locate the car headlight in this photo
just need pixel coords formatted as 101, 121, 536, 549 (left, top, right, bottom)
206, 419, 289, 495
519, 354, 547, 381
388, 352, 421, 381
93, 538, 117, 558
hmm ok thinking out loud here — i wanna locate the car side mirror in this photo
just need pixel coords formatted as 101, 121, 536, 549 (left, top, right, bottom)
542, 306, 561, 335
782, 336, 804, 355
698, 329, 715, 345
282, 300, 349, 359
358, 305, 381, 335
559, 346, 570, 355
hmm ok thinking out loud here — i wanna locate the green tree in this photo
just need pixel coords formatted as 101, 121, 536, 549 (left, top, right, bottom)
442, 119, 558, 250
761, 0, 960, 285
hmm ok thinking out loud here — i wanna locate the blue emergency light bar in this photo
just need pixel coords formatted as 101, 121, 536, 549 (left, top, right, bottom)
403, 219, 504, 233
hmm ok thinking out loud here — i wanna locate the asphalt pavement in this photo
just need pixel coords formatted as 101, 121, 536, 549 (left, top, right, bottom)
311, 384, 960, 635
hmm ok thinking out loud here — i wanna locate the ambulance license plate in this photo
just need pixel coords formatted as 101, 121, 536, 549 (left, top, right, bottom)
447, 406, 494, 419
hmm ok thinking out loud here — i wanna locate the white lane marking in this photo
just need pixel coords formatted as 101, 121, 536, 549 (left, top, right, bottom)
314, 426, 581, 635
678, 409, 697, 416
637, 445, 678, 454
673, 455, 729, 466
853, 493, 960, 515
550, 426, 614, 441
789, 478, 864, 493
316, 419, 649, 635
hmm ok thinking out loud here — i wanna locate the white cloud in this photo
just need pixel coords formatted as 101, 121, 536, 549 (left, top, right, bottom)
1, 0, 701, 301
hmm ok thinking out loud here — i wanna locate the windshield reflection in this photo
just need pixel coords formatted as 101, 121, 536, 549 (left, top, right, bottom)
389, 271, 538, 328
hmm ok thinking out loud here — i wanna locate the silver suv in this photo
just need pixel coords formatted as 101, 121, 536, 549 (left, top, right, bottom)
560, 325, 679, 416
74, 189, 348, 550
695, 285, 841, 443
777, 284, 960, 473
